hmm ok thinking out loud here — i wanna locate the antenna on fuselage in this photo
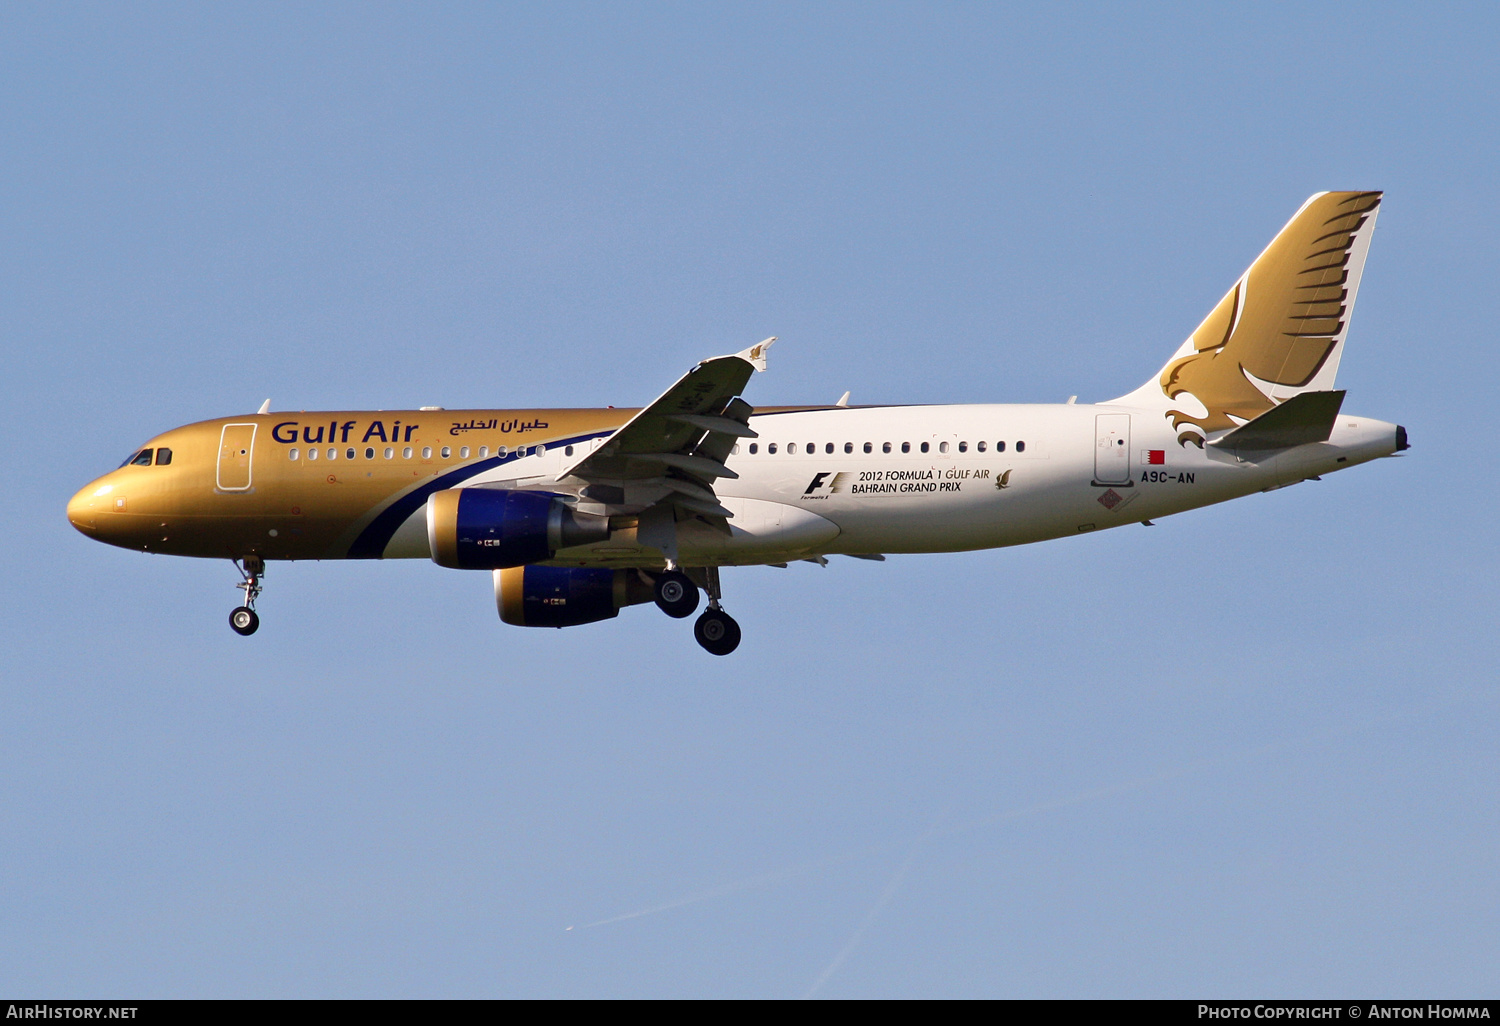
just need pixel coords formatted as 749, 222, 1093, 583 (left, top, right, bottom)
256, 399, 271, 415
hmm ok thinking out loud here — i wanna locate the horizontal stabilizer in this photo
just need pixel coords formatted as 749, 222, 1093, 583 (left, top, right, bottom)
1210, 390, 1345, 451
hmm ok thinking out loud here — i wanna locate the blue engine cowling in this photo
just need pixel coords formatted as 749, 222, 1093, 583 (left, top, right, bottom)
494, 565, 655, 627
427, 488, 610, 569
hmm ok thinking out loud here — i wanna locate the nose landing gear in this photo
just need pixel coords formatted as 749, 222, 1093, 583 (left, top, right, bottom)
229, 556, 264, 636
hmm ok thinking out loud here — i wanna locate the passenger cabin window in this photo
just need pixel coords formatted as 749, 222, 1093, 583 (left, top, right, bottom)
957, 441, 966, 453
131, 449, 153, 466
939, 441, 948, 454
883, 443, 892, 453
768, 443, 778, 454
564, 446, 573, 456
863, 442, 872, 454
497, 445, 508, 457
479, 446, 489, 457
788, 443, 797, 454
327, 448, 337, 460
1016, 440, 1026, 452
977, 441, 986, 452
384, 447, 394, 459
346, 448, 356, 460
921, 442, 930, 453
155, 448, 173, 465
825, 443, 834, 454
422, 447, 433, 459
403, 447, 413, 459
749, 443, 758, 454
441, 446, 451, 459
364, 447, 375, 459
289, 448, 300, 461
996, 441, 1006, 452
308, 448, 319, 460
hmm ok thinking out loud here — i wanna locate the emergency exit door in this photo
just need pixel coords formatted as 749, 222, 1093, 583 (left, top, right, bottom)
1094, 414, 1131, 485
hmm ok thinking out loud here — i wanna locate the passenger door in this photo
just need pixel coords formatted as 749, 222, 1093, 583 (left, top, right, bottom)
217, 423, 257, 492
1093, 414, 1131, 485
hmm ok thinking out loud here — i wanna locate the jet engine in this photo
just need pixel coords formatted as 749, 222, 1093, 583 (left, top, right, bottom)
494, 565, 655, 627
427, 488, 609, 569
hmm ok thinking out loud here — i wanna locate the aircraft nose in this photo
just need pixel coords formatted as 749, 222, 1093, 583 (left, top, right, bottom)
67, 480, 107, 534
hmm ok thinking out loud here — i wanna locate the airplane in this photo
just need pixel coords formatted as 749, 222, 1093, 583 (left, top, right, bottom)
67, 191, 1405, 655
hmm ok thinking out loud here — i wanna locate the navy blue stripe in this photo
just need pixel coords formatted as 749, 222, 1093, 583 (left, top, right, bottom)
346, 432, 608, 559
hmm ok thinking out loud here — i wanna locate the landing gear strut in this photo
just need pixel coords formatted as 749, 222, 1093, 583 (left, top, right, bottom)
692, 566, 741, 656
229, 556, 264, 636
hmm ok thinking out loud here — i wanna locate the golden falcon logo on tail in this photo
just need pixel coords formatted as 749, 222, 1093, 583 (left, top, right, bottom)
1161, 191, 1381, 445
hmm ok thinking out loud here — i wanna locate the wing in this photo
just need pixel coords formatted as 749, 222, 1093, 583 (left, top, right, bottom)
555, 338, 774, 534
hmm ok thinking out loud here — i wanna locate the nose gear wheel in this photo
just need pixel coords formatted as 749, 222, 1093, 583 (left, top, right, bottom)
229, 557, 265, 636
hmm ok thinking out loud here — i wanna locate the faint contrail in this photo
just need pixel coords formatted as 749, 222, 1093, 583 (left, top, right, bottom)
572, 847, 877, 930
803, 804, 951, 999
570, 690, 1480, 934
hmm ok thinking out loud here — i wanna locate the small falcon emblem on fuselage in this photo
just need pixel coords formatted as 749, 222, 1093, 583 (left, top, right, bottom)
995, 469, 1012, 490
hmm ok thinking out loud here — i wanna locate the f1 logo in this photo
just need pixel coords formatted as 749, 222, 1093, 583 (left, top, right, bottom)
803, 472, 832, 495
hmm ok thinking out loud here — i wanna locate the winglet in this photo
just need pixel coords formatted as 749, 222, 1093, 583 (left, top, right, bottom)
735, 337, 776, 372
257, 399, 271, 415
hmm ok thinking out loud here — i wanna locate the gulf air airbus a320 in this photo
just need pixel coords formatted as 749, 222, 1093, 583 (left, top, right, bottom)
68, 192, 1405, 655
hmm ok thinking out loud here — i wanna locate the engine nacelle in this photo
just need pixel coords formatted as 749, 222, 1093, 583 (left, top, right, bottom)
494, 565, 655, 628
427, 488, 609, 570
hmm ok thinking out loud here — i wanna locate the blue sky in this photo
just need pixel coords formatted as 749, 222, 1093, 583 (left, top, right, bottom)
3, 2, 1496, 997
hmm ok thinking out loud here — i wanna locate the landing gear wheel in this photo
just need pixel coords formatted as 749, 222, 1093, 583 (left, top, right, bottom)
654, 571, 700, 619
694, 608, 741, 656
230, 557, 265, 636
229, 606, 260, 636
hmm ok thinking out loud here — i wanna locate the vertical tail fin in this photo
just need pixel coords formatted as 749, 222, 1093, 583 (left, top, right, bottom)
1113, 191, 1382, 446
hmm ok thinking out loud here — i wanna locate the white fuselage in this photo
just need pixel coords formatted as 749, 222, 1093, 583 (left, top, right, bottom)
387, 403, 1401, 567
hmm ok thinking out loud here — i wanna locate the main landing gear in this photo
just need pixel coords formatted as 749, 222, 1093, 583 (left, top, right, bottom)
653, 570, 700, 619
693, 607, 741, 657
654, 566, 741, 656
229, 556, 264, 636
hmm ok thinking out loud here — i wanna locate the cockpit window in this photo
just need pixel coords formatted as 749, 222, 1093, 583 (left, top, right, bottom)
155, 448, 172, 466
130, 449, 154, 466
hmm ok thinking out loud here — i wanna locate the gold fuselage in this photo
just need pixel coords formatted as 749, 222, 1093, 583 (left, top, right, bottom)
66, 409, 635, 561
